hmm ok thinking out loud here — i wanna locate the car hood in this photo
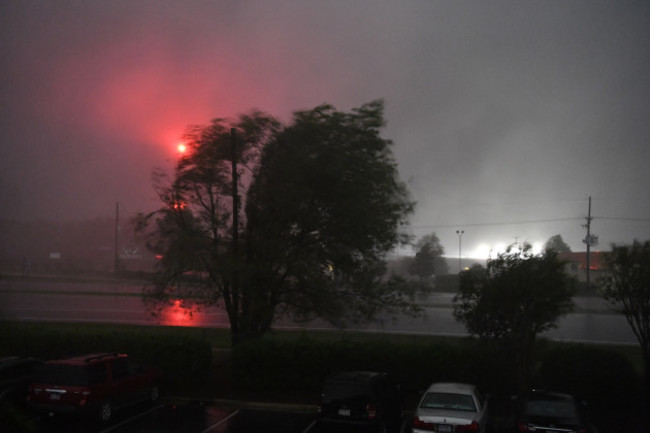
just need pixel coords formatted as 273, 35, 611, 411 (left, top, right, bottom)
415, 407, 477, 424
523, 415, 582, 430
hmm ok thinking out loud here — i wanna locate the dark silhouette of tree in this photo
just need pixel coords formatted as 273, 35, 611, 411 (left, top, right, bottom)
137, 101, 416, 345
601, 240, 650, 398
453, 244, 576, 393
543, 234, 572, 253
409, 233, 448, 281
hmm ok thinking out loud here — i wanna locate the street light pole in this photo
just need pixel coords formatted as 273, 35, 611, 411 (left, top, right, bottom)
456, 230, 464, 274
114, 201, 120, 274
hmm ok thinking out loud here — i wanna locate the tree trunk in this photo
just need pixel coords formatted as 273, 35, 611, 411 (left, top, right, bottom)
515, 335, 535, 396
643, 347, 650, 400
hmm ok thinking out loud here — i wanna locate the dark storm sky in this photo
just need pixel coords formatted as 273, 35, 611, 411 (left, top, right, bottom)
1, 1, 649, 258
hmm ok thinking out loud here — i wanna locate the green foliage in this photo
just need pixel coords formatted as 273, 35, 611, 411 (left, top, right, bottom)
601, 240, 650, 349
245, 101, 415, 329
538, 344, 640, 408
410, 233, 449, 279
230, 334, 639, 402
0, 322, 212, 388
453, 244, 577, 392
140, 100, 416, 344
543, 234, 572, 253
454, 245, 576, 341
600, 240, 650, 396
231, 334, 517, 395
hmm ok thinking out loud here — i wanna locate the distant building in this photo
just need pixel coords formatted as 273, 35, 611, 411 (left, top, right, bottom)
557, 251, 609, 283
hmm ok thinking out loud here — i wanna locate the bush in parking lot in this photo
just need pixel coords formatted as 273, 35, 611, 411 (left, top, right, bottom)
0, 322, 212, 389
538, 344, 641, 408
231, 334, 519, 395
232, 334, 645, 404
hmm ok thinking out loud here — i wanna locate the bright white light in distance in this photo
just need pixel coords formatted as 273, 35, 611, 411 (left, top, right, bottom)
465, 241, 543, 259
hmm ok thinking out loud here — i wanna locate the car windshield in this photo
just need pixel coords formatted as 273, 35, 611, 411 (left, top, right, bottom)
36, 364, 106, 387
421, 392, 477, 412
324, 382, 369, 400
525, 399, 578, 420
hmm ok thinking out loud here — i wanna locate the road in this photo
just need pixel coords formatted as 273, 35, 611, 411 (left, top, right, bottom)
0, 278, 639, 344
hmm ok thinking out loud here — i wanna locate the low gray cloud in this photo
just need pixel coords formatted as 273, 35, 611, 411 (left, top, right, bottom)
1, 0, 648, 256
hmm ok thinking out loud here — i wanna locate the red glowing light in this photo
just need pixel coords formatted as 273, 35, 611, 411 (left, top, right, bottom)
177, 142, 187, 154
163, 299, 195, 327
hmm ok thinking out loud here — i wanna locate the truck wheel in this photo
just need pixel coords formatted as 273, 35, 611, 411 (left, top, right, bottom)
150, 385, 160, 402
98, 400, 113, 424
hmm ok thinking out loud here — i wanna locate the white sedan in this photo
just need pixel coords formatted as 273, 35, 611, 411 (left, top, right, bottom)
412, 382, 489, 433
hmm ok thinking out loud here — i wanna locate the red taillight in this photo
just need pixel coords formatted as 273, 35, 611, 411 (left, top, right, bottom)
456, 421, 480, 433
366, 404, 376, 420
412, 417, 436, 431
518, 422, 532, 432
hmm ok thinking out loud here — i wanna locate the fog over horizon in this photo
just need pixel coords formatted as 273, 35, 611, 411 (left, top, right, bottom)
2, 1, 649, 259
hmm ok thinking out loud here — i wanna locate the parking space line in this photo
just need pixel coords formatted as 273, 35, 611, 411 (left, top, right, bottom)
100, 404, 165, 433
302, 419, 318, 433
201, 409, 240, 433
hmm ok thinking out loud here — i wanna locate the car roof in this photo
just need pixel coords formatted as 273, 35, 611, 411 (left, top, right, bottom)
424, 382, 477, 394
325, 371, 387, 383
0, 357, 40, 369
46, 353, 126, 365
527, 390, 575, 401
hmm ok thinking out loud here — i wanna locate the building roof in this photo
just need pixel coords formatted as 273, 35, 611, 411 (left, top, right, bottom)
557, 251, 608, 270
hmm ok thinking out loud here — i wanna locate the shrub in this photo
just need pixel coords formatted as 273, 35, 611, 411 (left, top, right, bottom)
0, 322, 212, 388
538, 344, 640, 408
231, 335, 520, 395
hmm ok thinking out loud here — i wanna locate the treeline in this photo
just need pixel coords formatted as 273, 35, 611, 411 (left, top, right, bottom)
231, 334, 641, 409
1, 322, 642, 409
0, 322, 212, 390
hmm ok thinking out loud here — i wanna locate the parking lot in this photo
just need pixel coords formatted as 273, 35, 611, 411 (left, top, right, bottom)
8, 392, 650, 433
8, 400, 409, 433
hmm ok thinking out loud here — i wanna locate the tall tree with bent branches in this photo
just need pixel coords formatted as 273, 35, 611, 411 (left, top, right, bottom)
137, 101, 416, 345
601, 240, 650, 398
453, 244, 576, 393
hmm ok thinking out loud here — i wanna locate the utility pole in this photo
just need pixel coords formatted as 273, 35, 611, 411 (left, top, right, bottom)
456, 230, 464, 274
582, 196, 598, 291
114, 201, 119, 274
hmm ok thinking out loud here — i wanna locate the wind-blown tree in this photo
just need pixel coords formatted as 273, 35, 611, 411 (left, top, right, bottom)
453, 244, 576, 393
136, 111, 280, 338
601, 240, 650, 397
243, 101, 417, 338
543, 234, 572, 254
409, 233, 448, 281
138, 101, 416, 345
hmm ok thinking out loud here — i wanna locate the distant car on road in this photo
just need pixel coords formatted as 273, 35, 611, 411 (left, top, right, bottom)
412, 382, 489, 433
0, 356, 41, 405
319, 370, 404, 433
517, 390, 595, 433
26, 352, 160, 424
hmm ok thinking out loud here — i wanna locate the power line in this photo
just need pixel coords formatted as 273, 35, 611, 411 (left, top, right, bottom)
405, 216, 650, 232
594, 216, 650, 222
407, 217, 582, 230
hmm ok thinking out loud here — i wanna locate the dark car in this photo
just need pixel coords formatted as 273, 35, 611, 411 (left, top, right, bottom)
517, 390, 595, 433
0, 357, 41, 405
26, 352, 160, 423
319, 371, 403, 433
